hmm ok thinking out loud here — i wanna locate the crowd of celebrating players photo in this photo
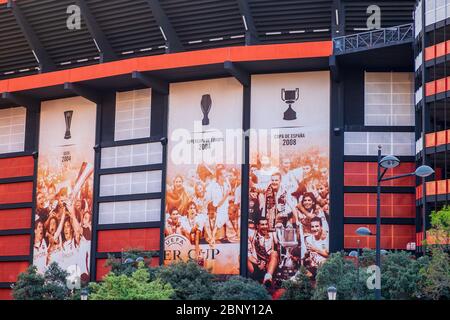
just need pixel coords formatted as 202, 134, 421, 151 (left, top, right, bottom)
248, 148, 330, 287
33, 161, 93, 282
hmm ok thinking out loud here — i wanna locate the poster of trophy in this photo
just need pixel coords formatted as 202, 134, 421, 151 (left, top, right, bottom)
165, 78, 243, 275
34, 96, 96, 283
248, 72, 330, 289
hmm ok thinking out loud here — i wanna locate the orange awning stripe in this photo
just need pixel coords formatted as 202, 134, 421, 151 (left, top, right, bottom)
0, 41, 332, 93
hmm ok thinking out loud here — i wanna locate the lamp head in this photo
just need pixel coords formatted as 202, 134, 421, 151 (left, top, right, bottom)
379, 155, 400, 169
356, 227, 373, 236
348, 251, 358, 257
414, 165, 434, 178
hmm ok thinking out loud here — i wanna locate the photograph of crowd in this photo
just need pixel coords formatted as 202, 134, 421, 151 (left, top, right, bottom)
34, 161, 93, 281
247, 148, 330, 288
33, 98, 96, 282
164, 163, 241, 274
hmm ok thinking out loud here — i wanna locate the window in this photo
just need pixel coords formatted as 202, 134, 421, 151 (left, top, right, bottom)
0, 107, 26, 154
114, 89, 151, 141
344, 132, 415, 156
101, 142, 162, 169
364, 72, 414, 126
98, 199, 161, 224
99, 171, 162, 197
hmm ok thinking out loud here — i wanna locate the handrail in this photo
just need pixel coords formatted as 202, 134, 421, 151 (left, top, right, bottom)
333, 23, 414, 55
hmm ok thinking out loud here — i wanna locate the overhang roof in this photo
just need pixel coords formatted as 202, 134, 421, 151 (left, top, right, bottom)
0, 0, 415, 80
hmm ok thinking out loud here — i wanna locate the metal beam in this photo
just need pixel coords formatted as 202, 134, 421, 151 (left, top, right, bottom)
145, 0, 184, 53
329, 55, 340, 83
237, 0, 259, 45
1, 92, 39, 108
224, 61, 250, 87
64, 82, 102, 104
132, 71, 169, 95
75, 0, 117, 62
7, 0, 56, 72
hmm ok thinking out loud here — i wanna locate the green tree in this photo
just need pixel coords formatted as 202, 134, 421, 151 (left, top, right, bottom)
12, 265, 45, 300
379, 251, 428, 300
419, 247, 450, 300
152, 261, 215, 300
313, 252, 359, 300
89, 262, 173, 300
426, 206, 450, 247
354, 249, 430, 300
12, 262, 75, 300
105, 249, 157, 277
213, 276, 271, 300
280, 266, 313, 300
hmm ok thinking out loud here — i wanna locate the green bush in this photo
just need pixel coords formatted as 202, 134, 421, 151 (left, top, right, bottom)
13, 262, 76, 300
213, 276, 271, 300
313, 252, 360, 300
89, 262, 173, 300
419, 247, 450, 300
151, 261, 215, 300
105, 249, 157, 277
280, 266, 313, 300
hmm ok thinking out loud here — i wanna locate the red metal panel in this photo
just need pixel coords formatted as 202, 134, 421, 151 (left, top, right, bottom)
425, 45, 436, 61
344, 162, 415, 187
0, 156, 34, 179
416, 185, 422, 200
425, 45, 436, 60
0, 289, 12, 300
437, 180, 447, 195
437, 130, 447, 146
436, 42, 446, 58
425, 133, 436, 148
0, 261, 28, 282
436, 78, 446, 93
97, 228, 160, 253
0, 235, 30, 256
425, 81, 436, 96
426, 181, 437, 196
0, 182, 33, 204
344, 225, 415, 249
344, 194, 415, 218
0, 208, 31, 230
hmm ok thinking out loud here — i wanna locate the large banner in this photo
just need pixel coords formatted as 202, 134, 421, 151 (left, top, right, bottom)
248, 72, 330, 288
164, 78, 243, 275
34, 97, 96, 283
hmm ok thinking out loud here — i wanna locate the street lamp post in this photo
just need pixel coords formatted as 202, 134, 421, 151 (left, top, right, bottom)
359, 146, 434, 300
349, 239, 360, 299
327, 286, 337, 300
80, 288, 88, 301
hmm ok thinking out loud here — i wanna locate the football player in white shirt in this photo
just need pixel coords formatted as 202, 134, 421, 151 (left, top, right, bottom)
224, 201, 240, 243
202, 202, 227, 246
254, 155, 278, 191
33, 220, 48, 274
279, 158, 304, 193
180, 201, 201, 245
304, 217, 329, 272
205, 165, 232, 223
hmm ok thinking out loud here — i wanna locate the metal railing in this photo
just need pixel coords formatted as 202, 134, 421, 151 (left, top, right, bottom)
333, 23, 414, 55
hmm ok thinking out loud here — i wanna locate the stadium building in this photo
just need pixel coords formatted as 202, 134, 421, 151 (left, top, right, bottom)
0, 0, 441, 299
